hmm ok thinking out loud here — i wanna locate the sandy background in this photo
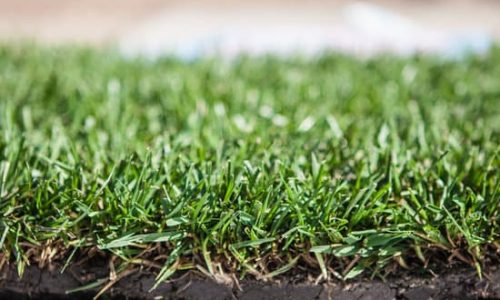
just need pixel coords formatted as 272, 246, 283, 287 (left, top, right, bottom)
1, 0, 500, 56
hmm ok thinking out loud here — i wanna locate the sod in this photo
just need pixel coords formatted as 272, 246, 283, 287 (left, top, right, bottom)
0, 44, 499, 298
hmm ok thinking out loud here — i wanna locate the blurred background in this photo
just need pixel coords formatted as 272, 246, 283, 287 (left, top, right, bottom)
1, 0, 499, 58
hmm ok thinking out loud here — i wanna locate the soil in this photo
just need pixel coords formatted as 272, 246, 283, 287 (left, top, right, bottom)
1, 263, 499, 300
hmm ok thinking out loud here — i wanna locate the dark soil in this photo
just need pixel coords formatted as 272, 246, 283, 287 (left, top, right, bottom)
1, 262, 499, 300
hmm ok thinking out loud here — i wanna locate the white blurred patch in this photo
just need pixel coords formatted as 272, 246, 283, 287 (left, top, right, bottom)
233, 115, 253, 133
213, 103, 226, 117
119, 2, 492, 59
298, 116, 316, 132
259, 105, 273, 118
272, 115, 288, 127
326, 115, 343, 138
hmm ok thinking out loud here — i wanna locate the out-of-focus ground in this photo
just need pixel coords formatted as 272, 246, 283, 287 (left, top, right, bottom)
1, 0, 500, 57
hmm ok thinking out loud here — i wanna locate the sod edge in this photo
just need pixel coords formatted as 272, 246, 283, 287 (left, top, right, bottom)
0, 44, 498, 294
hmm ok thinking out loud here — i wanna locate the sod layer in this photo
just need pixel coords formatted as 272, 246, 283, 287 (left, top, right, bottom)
0, 44, 498, 295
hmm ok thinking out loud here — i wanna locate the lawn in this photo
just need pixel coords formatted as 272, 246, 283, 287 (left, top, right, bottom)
0, 45, 498, 290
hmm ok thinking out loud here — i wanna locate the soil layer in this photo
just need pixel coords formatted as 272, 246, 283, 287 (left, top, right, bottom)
1, 263, 499, 300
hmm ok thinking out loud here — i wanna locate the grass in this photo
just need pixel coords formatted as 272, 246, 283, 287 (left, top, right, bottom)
0, 44, 498, 288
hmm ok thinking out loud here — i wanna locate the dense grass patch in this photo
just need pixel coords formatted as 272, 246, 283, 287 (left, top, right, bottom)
0, 45, 498, 286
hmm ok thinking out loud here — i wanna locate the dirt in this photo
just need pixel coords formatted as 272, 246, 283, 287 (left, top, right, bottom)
1, 263, 499, 300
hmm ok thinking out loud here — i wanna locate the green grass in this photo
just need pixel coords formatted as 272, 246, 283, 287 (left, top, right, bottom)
0, 44, 498, 287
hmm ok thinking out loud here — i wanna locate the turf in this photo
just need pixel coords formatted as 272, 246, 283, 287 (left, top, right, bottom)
0, 45, 498, 287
